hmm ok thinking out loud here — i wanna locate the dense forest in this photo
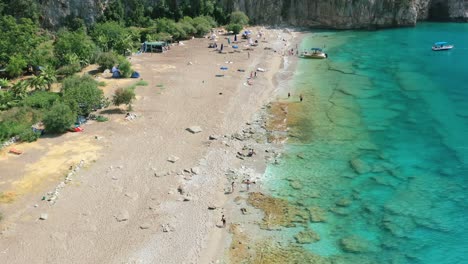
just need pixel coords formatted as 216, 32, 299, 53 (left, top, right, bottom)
0, 0, 248, 144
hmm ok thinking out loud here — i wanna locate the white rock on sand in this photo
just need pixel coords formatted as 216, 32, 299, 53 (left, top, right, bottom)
187, 126, 203, 133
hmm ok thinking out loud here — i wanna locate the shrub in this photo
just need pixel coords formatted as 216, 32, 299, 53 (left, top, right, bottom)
6, 55, 27, 78
18, 129, 41, 142
57, 63, 82, 76
95, 115, 108, 122
22, 91, 60, 109
230, 11, 249, 26
0, 78, 11, 88
96, 52, 119, 72
62, 75, 104, 116
193, 16, 212, 37
112, 87, 135, 107
117, 58, 133, 78
226, 24, 243, 34
135, 80, 148, 86
54, 29, 96, 67
43, 102, 76, 133
0, 106, 42, 142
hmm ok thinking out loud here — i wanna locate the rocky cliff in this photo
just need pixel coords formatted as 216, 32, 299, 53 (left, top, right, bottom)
38, 0, 468, 29
224, 0, 468, 28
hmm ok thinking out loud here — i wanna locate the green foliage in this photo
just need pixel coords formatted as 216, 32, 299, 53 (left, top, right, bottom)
0, 0, 40, 22
0, 78, 10, 88
10, 80, 29, 99
0, 106, 41, 142
30, 41, 58, 68
118, 58, 133, 78
54, 29, 96, 67
96, 52, 119, 71
112, 87, 135, 107
22, 91, 59, 109
0, 90, 16, 110
56, 63, 82, 77
43, 101, 76, 133
192, 16, 213, 37
91, 22, 128, 52
0, 16, 44, 65
230, 11, 249, 26
226, 24, 243, 34
6, 55, 27, 78
62, 75, 104, 116
135, 80, 148, 86
18, 128, 40, 142
95, 115, 108, 122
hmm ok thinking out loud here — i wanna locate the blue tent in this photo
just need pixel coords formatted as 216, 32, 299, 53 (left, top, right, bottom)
112, 71, 121, 78
131, 72, 140, 78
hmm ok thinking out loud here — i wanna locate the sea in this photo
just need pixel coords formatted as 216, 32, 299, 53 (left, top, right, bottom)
263, 23, 468, 263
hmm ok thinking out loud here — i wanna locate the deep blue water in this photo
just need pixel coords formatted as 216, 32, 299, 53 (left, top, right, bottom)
264, 23, 468, 263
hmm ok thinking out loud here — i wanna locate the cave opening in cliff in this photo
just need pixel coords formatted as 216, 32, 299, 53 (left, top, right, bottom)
429, 1, 450, 21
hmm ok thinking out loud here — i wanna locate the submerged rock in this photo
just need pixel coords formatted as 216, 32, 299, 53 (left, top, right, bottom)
308, 206, 327, 222
294, 228, 321, 244
339, 236, 374, 253
350, 158, 371, 174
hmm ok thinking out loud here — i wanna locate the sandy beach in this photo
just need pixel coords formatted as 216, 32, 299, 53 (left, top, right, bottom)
0, 27, 300, 264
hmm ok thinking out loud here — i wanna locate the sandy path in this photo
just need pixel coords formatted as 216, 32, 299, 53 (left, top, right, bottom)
0, 28, 296, 264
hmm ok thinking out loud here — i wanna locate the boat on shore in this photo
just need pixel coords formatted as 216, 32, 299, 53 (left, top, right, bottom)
300, 48, 328, 59
432, 42, 454, 51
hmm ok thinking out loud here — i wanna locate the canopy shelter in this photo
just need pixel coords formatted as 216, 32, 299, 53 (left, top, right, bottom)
142, 41, 169, 53
434, 41, 448, 46
311, 48, 323, 51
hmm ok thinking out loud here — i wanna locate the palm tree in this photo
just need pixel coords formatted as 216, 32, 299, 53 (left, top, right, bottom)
40, 66, 57, 91
30, 74, 47, 91
0, 78, 11, 89
11, 80, 29, 99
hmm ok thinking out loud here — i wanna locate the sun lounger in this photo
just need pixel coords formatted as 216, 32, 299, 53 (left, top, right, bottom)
9, 148, 23, 155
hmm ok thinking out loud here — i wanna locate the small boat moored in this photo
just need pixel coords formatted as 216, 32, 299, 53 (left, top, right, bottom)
432, 42, 454, 51
300, 48, 328, 59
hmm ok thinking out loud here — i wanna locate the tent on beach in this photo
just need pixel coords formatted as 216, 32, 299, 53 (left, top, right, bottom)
142, 41, 169, 53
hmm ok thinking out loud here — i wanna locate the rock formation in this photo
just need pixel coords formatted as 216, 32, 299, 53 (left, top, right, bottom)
37, 0, 468, 29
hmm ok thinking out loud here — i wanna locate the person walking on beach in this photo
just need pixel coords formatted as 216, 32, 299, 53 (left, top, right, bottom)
231, 181, 235, 193
254, 71, 257, 78
221, 215, 226, 227
288, 92, 291, 98
299, 94, 303, 102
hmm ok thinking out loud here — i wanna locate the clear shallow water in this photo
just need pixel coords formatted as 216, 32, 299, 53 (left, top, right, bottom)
264, 23, 468, 263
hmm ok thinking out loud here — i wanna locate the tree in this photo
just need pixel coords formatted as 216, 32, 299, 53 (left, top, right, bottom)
230, 11, 249, 26
62, 75, 105, 116
54, 29, 96, 67
29, 66, 56, 91
112, 87, 135, 109
96, 52, 119, 71
43, 101, 76, 133
6, 55, 27, 78
226, 23, 243, 34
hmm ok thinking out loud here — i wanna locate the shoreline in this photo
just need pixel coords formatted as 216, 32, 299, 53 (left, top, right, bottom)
0, 27, 304, 264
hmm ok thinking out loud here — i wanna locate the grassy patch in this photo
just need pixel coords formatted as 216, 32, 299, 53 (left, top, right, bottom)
97, 81, 107, 87
0, 192, 16, 203
96, 115, 108, 122
135, 80, 148, 86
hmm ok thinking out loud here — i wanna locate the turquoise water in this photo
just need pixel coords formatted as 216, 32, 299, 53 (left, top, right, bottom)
264, 23, 468, 263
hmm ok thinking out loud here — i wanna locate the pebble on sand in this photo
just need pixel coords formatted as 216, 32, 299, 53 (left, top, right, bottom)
115, 210, 129, 222
187, 126, 203, 134
167, 156, 180, 163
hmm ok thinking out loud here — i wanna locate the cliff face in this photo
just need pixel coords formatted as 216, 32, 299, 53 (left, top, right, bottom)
38, 0, 468, 29
39, 0, 108, 29
224, 0, 468, 28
